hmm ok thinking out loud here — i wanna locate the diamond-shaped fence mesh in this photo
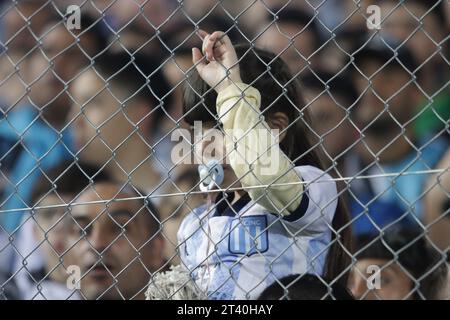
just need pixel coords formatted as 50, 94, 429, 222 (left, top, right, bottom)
0, 0, 448, 300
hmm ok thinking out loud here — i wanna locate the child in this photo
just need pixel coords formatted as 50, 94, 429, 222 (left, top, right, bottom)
177, 30, 351, 299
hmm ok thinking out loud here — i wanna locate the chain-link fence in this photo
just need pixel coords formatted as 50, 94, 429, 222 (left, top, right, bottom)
0, 0, 449, 300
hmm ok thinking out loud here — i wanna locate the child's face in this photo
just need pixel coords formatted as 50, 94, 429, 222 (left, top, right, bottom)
194, 122, 241, 191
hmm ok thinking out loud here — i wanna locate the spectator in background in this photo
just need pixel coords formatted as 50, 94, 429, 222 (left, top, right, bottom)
158, 165, 203, 265
0, 0, 56, 111
24, 201, 78, 299
0, 4, 108, 113
67, 181, 166, 300
70, 51, 172, 193
349, 229, 447, 300
347, 37, 449, 236
0, 13, 109, 278
106, 0, 176, 31
317, 28, 367, 73
0, 0, 53, 110
258, 274, 354, 300
11, 161, 111, 300
104, 0, 177, 58
300, 71, 359, 176
0, 5, 62, 271
108, 22, 163, 58
424, 149, 450, 253
378, 0, 449, 139
0, 11, 108, 272
0, 0, 55, 54
28, 15, 108, 127
340, 0, 377, 34
256, 7, 322, 75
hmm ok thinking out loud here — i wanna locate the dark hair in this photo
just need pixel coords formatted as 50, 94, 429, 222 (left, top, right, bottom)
267, 7, 322, 49
183, 44, 352, 286
40, 12, 109, 57
379, 0, 446, 26
356, 228, 448, 299
353, 36, 419, 75
258, 274, 354, 300
162, 14, 242, 53
76, 13, 110, 56
300, 70, 359, 109
31, 161, 112, 206
93, 51, 172, 128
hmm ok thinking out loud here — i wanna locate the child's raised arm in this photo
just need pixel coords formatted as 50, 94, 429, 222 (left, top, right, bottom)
192, 30, 306, 218
192, 30, 242, 92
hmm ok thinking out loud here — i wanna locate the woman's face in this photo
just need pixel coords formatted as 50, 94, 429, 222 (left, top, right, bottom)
348, 258, 413, 300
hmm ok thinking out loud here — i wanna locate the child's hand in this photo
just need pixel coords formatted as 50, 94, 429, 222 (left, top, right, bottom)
192, 30, 242, 93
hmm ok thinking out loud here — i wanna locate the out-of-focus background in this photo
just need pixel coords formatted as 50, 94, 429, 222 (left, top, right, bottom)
0, 0, 449, 300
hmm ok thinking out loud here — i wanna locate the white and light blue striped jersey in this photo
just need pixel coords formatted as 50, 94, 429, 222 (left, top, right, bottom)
177, 165, 338, 300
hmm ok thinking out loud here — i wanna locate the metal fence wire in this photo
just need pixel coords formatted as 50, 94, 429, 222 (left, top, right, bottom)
0, 0, 449, 300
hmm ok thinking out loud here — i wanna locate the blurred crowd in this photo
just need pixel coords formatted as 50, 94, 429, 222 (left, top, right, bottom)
0, 0, 449, 300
